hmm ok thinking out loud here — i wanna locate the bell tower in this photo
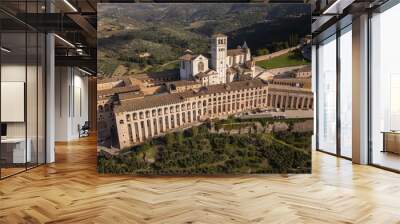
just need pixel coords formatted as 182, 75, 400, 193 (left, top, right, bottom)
211, 33, 227, 84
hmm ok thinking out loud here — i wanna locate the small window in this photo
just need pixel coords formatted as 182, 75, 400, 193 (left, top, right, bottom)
198, 61, 204, 72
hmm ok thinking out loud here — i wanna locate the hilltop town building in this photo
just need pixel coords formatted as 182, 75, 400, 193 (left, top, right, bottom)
97, 33, 313, 149
179, 33, 255, 86
111, 79, 312, 149
295, 65, 312, 78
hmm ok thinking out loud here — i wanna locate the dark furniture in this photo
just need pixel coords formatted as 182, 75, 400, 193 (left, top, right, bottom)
382, 131, 400, 154
1, 123, 7, 137
79, 121, 90, 138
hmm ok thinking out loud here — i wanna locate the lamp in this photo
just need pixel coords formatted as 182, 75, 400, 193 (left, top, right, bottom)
63, 0, 78, 12
54, 34, 75, 48
78, 67, 94, 76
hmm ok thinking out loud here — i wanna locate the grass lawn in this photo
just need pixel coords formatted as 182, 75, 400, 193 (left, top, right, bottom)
256, 51, 310, 70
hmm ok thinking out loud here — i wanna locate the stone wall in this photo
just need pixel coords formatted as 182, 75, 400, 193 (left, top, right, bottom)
253, 45, 300, 62
213, 119, 313, 135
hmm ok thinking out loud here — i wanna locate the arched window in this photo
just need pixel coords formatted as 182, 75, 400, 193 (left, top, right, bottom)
198, 61, 204, 72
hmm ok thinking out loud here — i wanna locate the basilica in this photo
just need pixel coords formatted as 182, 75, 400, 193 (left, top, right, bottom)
97, 33, 313, 149
179, 33, 256, 86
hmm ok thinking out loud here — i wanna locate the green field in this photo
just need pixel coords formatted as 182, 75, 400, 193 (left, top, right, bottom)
256, 51, 310, 70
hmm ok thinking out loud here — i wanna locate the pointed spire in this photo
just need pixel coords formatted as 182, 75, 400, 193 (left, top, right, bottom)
242, 41, 248, 49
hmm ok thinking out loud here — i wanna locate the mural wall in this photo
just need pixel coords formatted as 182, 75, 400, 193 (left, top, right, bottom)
97, 3, 313, 175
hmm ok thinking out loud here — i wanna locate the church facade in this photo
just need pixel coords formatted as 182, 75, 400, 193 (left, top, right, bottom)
179, 33, 256, 86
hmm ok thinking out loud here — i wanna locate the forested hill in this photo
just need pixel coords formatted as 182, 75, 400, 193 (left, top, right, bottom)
98, 3, 311, 77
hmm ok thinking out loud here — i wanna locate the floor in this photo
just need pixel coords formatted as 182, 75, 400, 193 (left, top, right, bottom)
0, 136, 400, 224
0, 167, 26, 178
1, 163, 44, 179
373, 150, 400, 171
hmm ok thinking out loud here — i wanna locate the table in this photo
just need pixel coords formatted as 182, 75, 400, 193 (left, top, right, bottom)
382, 131, 400, 154
1, 138, 31, 164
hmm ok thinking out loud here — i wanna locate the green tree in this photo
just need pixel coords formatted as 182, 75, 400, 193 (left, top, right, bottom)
256, 48, 270, 56
165, 133, 175, 147
175, 132, 184, 145
191, 126, 199, 137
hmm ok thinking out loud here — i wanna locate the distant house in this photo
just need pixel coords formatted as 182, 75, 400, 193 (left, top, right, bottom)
295, 65, 311, 79
138, 52, 151, 58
